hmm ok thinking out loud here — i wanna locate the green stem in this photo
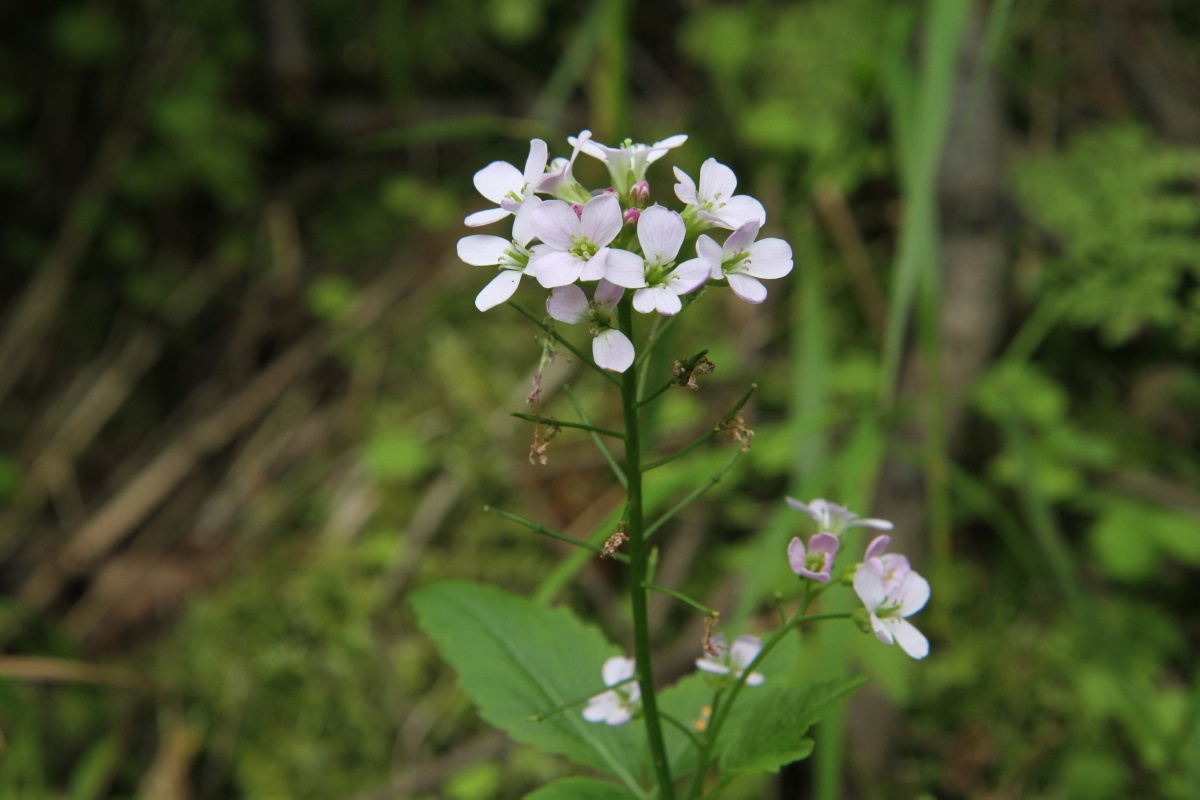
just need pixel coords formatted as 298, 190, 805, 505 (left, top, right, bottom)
618, 294, 675, 799
510, 412, 625, 440
642, 384, 757, 471
643, 582, 720, 617
659, 711, 706, 758
564, 385, 628, 488
483, 506, 627, 563
644, 449, 744, 541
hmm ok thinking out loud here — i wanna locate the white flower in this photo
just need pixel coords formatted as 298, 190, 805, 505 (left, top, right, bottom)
570, 133, 688, 194
604, 206, 710, 315
457, 197, 542, 311
853, 567, 930, 660
862, 535, 912, 595
528, 194, 623, 287
546, 280, 635, 372
673, 158, 766, 230
582, 656, 641, 726
464, 139, 550, 227
784, 497, 893, 537
695, 633, 765, 686
536, 130, 592, 204
696, 221, 793, 304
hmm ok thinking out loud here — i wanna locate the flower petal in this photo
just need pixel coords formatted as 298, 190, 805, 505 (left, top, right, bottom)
473, 161, 523, 204
523, 139, 549, 185
546, 284, 589, 323
593, 329, 634, 373
646, 134, 688, 162
696, 233, 724, 277
855, 517, 895, 531
602, 656, 635, 686
695, 658, 731, 676
583, 691, 620, 722
511, 196, 542, 247
673, 167, 698, 205
809, 532, 840, 557
532, 200, 580, 250
723, 221, 760, 255
474, 271, 522, 311
580, 247, 609, 281
698, 158, 738, 202
727, 273, 767, 304
864, 535, 891, 561
594, 278, 624, 308
745, 238, 793, 278
637, 206, 685, 264
897, 571, 931, 617
787, 537, 808, 574
891, 619, 930, 659
871, 614, 896, 645
743, 672, 766, 687
667, 258, 710, 295
706, 195, 767, 230
580, 194, 622, 247
531, 250, 583, 288
731, 635, 763, 669
464, 207, 513, 227
853, 565, 888, 612
604, 250, 648, 289
457, 235, 511, 266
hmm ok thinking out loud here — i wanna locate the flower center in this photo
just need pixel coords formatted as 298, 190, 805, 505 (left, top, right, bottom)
805, 553, 825, 572
722, 250, 750, 276
644, 261, 674, 287
569, 236, 600, 261
500, 243, 530, 271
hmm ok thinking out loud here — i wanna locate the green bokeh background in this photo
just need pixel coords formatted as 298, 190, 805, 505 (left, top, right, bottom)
1, 1, 1199, 798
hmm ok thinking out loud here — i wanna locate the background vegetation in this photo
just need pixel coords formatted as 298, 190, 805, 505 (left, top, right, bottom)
1, 0, 1198, 798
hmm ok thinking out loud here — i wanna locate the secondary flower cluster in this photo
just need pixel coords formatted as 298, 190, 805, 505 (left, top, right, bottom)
583, 633, 765, 727
787, 497, 931, 660
457, 131, 794, 373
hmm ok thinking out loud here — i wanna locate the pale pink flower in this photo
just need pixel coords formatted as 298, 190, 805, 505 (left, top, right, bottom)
673, 158, 766, 230
603, 206, 710, 315
546, 280, 635, 373
696, 221, 793, 304
787, 533, 840, 583
862, 535, 912, 594
784, 497, 893, 537
854, 567, 930, 660
696, 633, 765, 686
571, 133, 688, 194
528, 194, 623, 287
457, 197, 542, 311
582, 656, 640, 726
464, 139, 550, 227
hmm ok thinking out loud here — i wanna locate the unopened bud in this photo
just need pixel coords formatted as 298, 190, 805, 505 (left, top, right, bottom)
623, 207, 641, 228
629, 180, 650, 208
602, 187, 619, 197
851, 607, 874, 634
571, 203, 584, 219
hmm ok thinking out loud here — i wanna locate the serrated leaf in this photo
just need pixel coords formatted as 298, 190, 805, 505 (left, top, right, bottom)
411, 582, 647, 796
524, 777, 637, 799
720, 675, 869, 774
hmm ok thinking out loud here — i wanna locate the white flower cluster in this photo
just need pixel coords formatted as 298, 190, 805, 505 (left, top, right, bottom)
457, 131, 794, 373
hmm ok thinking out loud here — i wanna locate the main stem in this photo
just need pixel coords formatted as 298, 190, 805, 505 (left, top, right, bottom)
618, 296, 674, 798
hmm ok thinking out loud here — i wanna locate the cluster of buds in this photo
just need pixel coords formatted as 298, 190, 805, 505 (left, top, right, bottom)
457, 132, 794, 372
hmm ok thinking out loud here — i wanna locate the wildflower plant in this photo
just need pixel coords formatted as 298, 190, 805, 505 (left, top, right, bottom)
412, 131, 933, 798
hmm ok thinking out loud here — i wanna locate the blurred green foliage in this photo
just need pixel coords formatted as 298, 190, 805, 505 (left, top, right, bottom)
1, 0, 1199, 798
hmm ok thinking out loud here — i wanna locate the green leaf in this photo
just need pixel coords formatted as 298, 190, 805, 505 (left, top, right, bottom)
524, 777, 636, 800
657, 672, 713, 775
411, 582, 647, 796
720, 676, 869, 774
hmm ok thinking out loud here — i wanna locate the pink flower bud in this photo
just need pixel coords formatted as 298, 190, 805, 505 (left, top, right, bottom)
622, 208, 641, 227
602, 187, 619, 197
571, 203, 585, 219
629, 180, 650, 208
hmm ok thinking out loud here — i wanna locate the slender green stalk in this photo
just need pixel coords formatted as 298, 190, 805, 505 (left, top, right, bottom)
529, 677, 637, 722
642, 384, 757, 471
617, 294, 675, 799
564, 385, 627, 489
484, 506, 627, 562
510, 412, 625, 440
645, 449, 744, 541
643, 582, 719, 617
659, 711, 706, 758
